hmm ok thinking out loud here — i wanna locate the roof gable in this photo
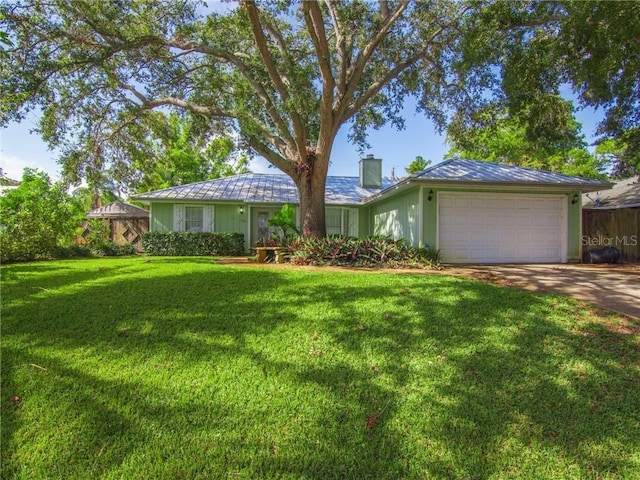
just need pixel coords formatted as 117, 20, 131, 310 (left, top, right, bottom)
87, 201, 149, 218
582, 176, 640, 209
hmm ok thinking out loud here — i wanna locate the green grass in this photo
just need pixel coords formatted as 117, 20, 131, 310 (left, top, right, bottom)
1, 257, 639, 479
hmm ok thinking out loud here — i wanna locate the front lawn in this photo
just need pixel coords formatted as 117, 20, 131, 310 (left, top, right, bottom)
2, 257, 639, 479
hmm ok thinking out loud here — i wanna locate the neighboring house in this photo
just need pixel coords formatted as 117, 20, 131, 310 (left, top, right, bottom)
131, 156, 611, 264
582, 176, 639, 262
77, 201, 150, 252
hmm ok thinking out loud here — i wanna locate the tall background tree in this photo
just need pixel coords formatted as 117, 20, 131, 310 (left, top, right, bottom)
2, 1, 638, 237
405, 156, 432, 175
454, 0, 640, 177
445, 98, 608, 179
0, 169, 84, 262
595, 130, 640, 179
131, 113, 250, 193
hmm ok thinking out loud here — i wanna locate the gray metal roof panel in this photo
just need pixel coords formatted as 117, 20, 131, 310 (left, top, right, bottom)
414, 158, 612, 187
132, 158, 606, 206
131, 173, 393, 205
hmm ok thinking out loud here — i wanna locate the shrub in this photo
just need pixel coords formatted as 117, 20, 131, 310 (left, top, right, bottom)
142, 232, 244, 256
287, 236, 441, 269
268, 204, 299, 239
90, 242, 136, 257
0, 236, 95, 264
85, 219, 111, 246
54, 244, 92, 258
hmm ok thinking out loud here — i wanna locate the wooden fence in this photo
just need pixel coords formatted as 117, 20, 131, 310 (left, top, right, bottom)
582, 208, 639, 263
76, 217, 149, 253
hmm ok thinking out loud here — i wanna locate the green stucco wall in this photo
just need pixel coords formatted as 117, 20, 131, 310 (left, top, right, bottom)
371, 189, 420, 245
214, 204, 247, 234
567, 191, 582, 262
423, 188, 438, 248
150, 203, 173, 232
358, 206, 370, 239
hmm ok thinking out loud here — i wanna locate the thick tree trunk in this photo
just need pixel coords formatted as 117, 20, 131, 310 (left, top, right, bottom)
296, 168, 327, 238
293, 139, 334, 238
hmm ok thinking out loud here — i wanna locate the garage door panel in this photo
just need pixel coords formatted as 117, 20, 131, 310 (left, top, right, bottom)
438, 192, 566, 264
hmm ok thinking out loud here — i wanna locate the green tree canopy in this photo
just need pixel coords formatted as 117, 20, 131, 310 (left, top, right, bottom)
595, 129, 640, 179
405, 156, 432, 175
131, 113, 249, 193
0, 0, 503, 238
455, 1, 640, 160
446, 100, 608, 179
0, 168, 84, 262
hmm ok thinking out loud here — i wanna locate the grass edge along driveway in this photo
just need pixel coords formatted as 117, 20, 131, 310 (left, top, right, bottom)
2, 257, 639, 479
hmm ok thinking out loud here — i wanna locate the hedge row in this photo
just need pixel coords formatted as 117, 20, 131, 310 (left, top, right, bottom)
0, 240, 137, 264
141, 231, 244, 256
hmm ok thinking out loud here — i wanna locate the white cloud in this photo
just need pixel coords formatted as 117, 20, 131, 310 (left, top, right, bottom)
0, 153, 60, 181
249, 156, 276, 174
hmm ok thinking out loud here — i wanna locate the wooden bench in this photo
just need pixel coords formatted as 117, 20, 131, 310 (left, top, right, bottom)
254, 246, 285, 263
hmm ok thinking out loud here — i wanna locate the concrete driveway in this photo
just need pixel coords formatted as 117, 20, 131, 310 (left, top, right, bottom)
457, 264, 640, 319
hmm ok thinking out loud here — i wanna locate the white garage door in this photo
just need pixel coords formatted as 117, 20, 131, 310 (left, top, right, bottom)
438, 192, 567, 264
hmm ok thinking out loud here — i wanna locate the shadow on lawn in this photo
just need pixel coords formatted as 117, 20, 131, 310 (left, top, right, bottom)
2, 261, 639, 478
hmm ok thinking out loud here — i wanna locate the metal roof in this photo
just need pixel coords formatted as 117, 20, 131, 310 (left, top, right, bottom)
131, 173, 395, 205
582, 176, 640, 209
86, 201, 149, 218
131, 159, 613, 206
413, 158, 612, 188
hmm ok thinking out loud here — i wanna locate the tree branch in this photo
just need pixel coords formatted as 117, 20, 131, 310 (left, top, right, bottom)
245, 135, 294, 178
117, 82, 231, 117
241, 0, 307, 163
303, 1, 335, 96
241, 2, 290, 103
379, 1, 390, 20
324, 0, 348, 98
110, 32, 299, 150
303, 1, 336, 146
343, 51, 428, 121
261, 16, 288, 57
240, 112, 295, 160
343, 0, 410, 95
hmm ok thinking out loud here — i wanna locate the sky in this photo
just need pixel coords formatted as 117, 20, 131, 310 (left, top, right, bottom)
0, 99, 603, 187
0, 104, 448, 183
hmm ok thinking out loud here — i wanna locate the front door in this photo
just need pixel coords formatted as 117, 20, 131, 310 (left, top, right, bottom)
257, 211, 271, 242
251, 207, 284, 246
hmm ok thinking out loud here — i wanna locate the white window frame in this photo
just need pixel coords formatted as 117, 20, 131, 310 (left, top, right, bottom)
173, 204, 215, 232
326, 207, 358, 237
184, 206, 204, 232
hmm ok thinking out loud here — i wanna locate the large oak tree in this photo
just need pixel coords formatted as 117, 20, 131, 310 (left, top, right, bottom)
2, 1, 638, 237
1, 0, 473, 237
